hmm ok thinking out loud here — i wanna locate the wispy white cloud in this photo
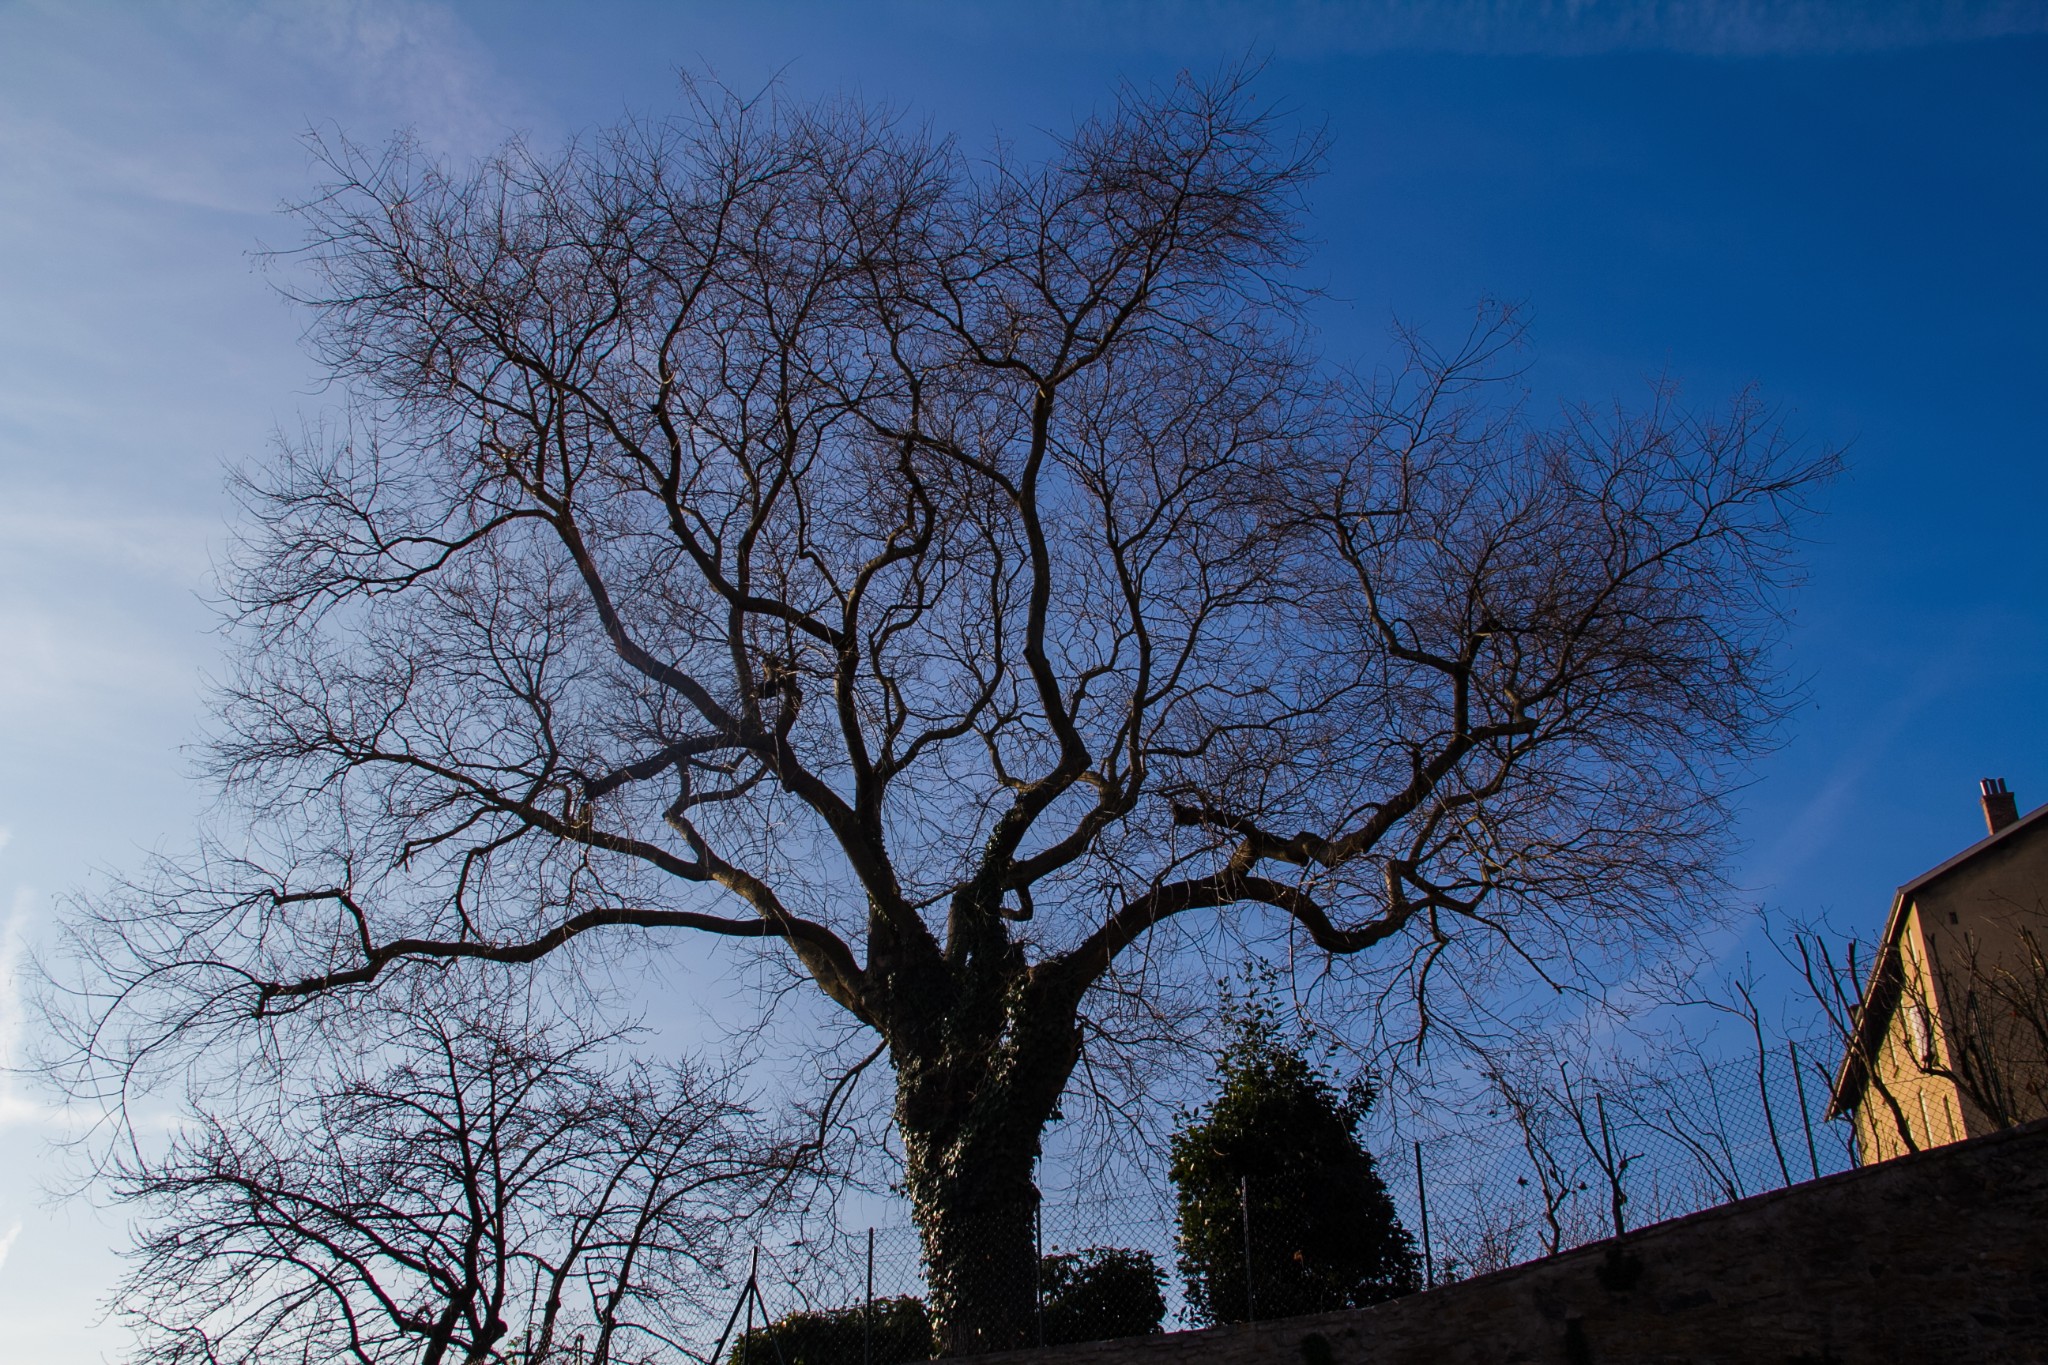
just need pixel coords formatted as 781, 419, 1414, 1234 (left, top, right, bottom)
1744, 644, 1968, 897
0, 605, 200, 722
223, 0, 525, 153
1, 0, 527, 216
0, 498, 215, 731
0, 509, 215, 583
0, 886, 57, 1132
0, 0, 545, 1171
0, 0, 532, 357
1744, 622, 1998, 900
0, 1, 533, 772
0, 1220, 23, 1276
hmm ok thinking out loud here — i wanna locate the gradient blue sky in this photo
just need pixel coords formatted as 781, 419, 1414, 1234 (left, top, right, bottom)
2, 2, 2045, 1356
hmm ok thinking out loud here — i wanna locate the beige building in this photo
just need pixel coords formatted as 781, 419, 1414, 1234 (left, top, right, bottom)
1827, 779, 2048, 1164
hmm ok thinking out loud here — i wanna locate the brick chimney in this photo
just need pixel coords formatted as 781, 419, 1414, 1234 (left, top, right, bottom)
1980, 777, 2019, 835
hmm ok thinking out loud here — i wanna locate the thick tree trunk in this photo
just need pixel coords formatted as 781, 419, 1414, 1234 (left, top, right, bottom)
888, 960, 1083, 1355
907, 1137, 1042, 1356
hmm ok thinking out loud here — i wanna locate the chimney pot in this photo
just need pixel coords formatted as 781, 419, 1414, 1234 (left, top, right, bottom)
1981, 777, 2019, 835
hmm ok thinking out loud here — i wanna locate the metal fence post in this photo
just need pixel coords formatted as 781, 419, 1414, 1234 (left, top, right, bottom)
685, 1049, 1868, 1356
1789, 1041, 1821, 1181
1413, 1139, 1434, 1288
1596, 1094, 1626, 1237
742, 1246, 757, 1365
1240, 1175, 1256, 1325
1034, 1199, 1045, 1348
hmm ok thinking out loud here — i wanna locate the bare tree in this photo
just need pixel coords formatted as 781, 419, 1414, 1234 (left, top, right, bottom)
112, 991, 793, 1365
1892, 911, 2048, 1133
1463, 990, 1829, 1263
1787, 927, 1920, 1158
1481, 1061, 1584, 1257
1653, 956, 1798, 1186
48, 71, 1834, 1351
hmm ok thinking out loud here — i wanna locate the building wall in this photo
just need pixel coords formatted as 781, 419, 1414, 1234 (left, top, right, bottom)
981, 1117, 2048, 1365
1852, 902, 1973, 1161
1853, 826, 2048, 1161
1916, 826, 2048, 1128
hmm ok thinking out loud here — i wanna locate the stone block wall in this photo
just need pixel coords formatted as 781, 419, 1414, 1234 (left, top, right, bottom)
985, 1116, 2048, 1364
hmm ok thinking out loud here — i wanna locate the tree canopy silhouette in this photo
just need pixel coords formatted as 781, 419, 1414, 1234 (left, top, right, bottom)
113, 991, 791, 1365
48, 69, 1833, 1352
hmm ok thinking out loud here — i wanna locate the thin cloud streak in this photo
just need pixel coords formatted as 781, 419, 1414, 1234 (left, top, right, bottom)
0, 509, 215, 582
0, 885, 58, 1132
1745, 652, 1961, 897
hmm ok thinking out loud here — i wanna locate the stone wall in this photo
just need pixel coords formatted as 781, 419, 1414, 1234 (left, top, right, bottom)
987, 1117, 2048, 1364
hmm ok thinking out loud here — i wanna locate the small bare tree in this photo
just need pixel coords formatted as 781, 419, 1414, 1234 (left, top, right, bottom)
112, 995, 794, 1365
1481, 1060, 1584, 1257
1558, 1072, 1637, 1238
1788, 927, 1920, 1158
1649, 956, 1800, 1187
48, 70, 1833, 1351
1894, 911, 2048, 1133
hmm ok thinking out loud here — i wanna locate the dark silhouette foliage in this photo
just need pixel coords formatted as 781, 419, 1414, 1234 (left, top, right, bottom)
1170, 987, 1421, 1323
727, 1296, 932, 1365
1040, 1247, 1167, 1344
723, 1246, 1160, 1365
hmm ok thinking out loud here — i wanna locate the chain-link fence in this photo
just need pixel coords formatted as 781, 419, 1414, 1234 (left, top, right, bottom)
520, 1044, 1851, 1362
719, 1196, 1183, 1363
1396, 1042, 1852, 1284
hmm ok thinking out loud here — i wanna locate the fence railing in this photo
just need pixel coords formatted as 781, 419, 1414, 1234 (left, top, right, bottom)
1393, 1041, 1853, 1283
517, 1045, 1853, 1362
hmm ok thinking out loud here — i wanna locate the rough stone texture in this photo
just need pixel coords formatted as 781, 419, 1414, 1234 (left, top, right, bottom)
987, 1117, 2048, 1364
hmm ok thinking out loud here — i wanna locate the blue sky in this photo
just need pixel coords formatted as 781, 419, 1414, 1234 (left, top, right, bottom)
2, 2, 2044, 1356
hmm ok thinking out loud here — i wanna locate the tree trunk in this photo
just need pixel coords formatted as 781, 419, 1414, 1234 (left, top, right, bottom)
888, 958, 1083, 1355
909, 1138, 1041, 1356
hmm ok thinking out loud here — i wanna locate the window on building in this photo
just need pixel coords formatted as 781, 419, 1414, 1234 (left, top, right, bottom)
1907, 1001, 1936, 1069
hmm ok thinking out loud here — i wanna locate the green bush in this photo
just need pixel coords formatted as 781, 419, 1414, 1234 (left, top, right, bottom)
1039, 1246, 1167, 1343
725, 1295, 931, 1365
719, 1244, 1164, 1365
1170, 985, 1421, 1324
